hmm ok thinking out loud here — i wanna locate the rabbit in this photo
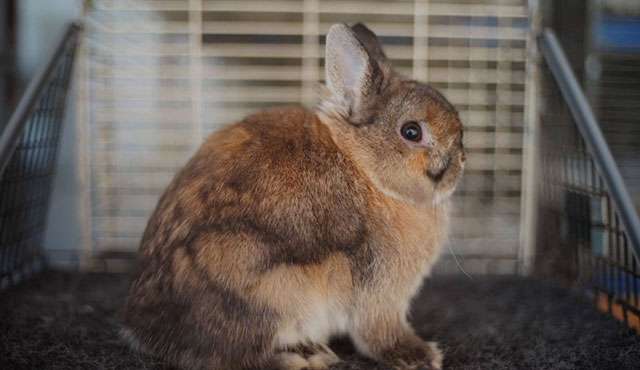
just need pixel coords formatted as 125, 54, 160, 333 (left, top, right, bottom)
122, 23, 465, 370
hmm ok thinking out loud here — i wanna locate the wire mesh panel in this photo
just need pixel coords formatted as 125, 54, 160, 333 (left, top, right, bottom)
82, 0, 530, 273
537, 32, 640, 332
0, 26, 79, 289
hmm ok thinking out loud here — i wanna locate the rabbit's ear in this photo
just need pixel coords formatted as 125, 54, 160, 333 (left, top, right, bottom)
325, 24, 386, 122
350, 23, 387, 63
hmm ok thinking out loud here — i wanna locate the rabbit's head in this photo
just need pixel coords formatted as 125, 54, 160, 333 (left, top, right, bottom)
320, 24, 465, 206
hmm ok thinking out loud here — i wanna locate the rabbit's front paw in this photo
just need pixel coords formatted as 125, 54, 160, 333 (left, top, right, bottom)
383, 341, 443, 370
272, 342, 341, 370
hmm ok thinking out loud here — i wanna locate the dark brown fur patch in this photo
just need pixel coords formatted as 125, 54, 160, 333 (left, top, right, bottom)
123, 253, 277, 369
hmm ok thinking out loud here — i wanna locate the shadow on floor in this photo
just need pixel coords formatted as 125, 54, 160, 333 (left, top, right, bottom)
1, 271, 639, 370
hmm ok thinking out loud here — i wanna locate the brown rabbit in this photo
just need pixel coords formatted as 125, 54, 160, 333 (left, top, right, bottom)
122, 23, 465, 370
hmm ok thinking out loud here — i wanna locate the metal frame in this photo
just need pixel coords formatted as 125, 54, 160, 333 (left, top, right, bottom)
539, 29, 640, 258
0, 24, 80, 176
538, 28, 640, 331
0, 23, 80, 288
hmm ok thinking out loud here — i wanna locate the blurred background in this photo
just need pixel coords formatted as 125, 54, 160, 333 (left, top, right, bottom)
0, 0, 638, 276
2, 1, 640, 368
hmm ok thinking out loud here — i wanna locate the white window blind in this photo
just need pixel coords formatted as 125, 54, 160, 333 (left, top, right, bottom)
80, 0, 530, 274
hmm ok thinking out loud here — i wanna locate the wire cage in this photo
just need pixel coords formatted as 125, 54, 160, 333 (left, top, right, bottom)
2, 3, 640, 370
536, 30, 640, 332
0, 25, 80, 289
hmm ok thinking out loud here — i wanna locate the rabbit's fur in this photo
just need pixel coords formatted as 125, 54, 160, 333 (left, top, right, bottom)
122, 23, 465, 370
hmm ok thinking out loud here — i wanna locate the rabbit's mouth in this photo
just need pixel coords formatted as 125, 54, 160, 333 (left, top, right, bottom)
426, 155, 451, 183
428, 150, 465, 204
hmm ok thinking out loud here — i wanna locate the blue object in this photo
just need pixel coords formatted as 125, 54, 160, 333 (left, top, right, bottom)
596, 15, 640, 51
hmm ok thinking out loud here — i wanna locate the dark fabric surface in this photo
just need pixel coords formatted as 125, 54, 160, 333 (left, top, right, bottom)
1, 271, 638, 370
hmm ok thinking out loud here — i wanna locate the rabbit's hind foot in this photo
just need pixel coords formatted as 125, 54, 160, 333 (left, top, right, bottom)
272, 342, 341, 370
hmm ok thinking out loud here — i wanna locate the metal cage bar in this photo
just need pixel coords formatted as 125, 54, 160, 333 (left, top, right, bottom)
537, 28, 640, 331
0, 23, 80, 289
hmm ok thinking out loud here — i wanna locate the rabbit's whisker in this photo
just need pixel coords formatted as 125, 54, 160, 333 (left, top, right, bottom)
447, 242, 473, 280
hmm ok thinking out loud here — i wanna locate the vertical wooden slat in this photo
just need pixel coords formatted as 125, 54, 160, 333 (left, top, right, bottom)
519, 0, 540, 275
302, 0, 320, 107
189, 0, 203, 147
77, 6, 94, 269
412, 0, 429, 81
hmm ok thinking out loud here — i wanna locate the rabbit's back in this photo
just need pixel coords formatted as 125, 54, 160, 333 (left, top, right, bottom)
122, 106, 372, 369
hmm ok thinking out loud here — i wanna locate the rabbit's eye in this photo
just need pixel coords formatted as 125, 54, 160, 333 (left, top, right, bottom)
400, 121, 422, 142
